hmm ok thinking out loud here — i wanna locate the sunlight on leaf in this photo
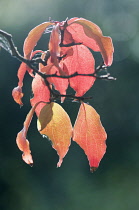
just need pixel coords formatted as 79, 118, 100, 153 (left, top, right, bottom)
63, 45, 96, 96
30, 74, 50, 116
16, 102, 43, 165
24, 22, 53, 59
37, 102, 72, 167
68, 18, 114, 66
12, 86, 23, 106
73, 102, 107, 172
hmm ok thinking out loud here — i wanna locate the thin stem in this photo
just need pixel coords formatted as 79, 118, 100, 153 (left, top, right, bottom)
0, 29, 116, 102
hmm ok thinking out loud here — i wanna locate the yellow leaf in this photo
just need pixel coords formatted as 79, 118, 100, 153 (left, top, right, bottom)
37, 102, 72, 167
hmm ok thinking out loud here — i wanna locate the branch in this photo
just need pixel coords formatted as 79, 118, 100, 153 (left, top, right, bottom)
42, 63, 116, 81
0, 29, 116, 102
59, 25, 82, 47
60, 42, 82, 47
0, 30, 27, 63
0, 30, 47, 68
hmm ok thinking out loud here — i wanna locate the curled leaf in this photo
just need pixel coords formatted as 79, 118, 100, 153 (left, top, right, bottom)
48, 24, 66, 76
37, 102, 72, 167
12, 86, 23, 106
73, 102, 107, 171
16, 102, 42, 165
67, 18, 114, 66
24, 22, 53, 59
49, 23, 61, 64
12, 62, 28, 105
16, 130, 33, 166
17, 62, 27, 88
13, 52, 41, 106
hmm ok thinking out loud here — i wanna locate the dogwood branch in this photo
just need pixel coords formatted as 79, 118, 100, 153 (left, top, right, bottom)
0, 29, 115, 101
0, 29, 115, 80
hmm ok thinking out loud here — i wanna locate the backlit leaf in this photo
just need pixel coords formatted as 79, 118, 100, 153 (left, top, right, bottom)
17, 62, 27, 88
24, 22, 53, 59
67, 18, 114, 66
12, 86, 23, 106
63, 45, 95, 96
16, 102, 41, 165
37, 102, 72, 167
40, 63, 69, 101
49, 23, 61, 64
73, 102, 107, 172
47, 24, 66, 76
30, 74, 50, 117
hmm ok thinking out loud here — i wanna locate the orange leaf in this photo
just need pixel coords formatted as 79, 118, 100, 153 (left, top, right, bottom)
67, 18, 114, 66
23, 22, 53, 59
12, 86, 23, 106
37, 102, 72, 167
73, 102, 107, 172
16, 102, 42, 165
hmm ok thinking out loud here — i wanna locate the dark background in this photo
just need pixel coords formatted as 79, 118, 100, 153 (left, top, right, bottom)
0, 0, 139, 209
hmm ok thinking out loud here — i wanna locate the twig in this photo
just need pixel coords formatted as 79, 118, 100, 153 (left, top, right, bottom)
0, 29, 116, 102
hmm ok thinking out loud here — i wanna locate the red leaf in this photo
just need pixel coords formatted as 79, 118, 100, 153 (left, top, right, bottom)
47, 24, 66, 76
30, 74, 50, 116
67, 18, 114, 66
12, 51, 43, 106
23, 22, 53, 59
40, 63, 69, 102
12, 62, 27, 105
37, 102, 72, 167
63, 45, 95, 96
49, 23, 61, 64
73, 102, 107, 172
17, 62, 27, 88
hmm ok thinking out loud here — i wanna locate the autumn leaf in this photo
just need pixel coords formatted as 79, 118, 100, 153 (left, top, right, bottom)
73, 102, 107, 172
39, 50, 68, 101
16, 102, 42, 165
67, 18, 114, 66
24, 22, 53, 59
12, 51, 43, 106
47, 23, 66, 77
49, 23, 61, 64
40, 64, 69, 102
12, 62, 27, 105
37, 102, 72, 167
12, 86, 24, 106
30, 74, 50, 117
62, 45, 95, 96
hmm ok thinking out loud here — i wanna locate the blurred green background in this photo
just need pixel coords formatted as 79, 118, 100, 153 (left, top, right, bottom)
0, 0, 139, 209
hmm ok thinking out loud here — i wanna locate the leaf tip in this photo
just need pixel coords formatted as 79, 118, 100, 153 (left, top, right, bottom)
90, 167, 98, 173
12, 86, 24, 106
57, 158, 63, 168
29, 163, 33, 167
22, 153, 33, 166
